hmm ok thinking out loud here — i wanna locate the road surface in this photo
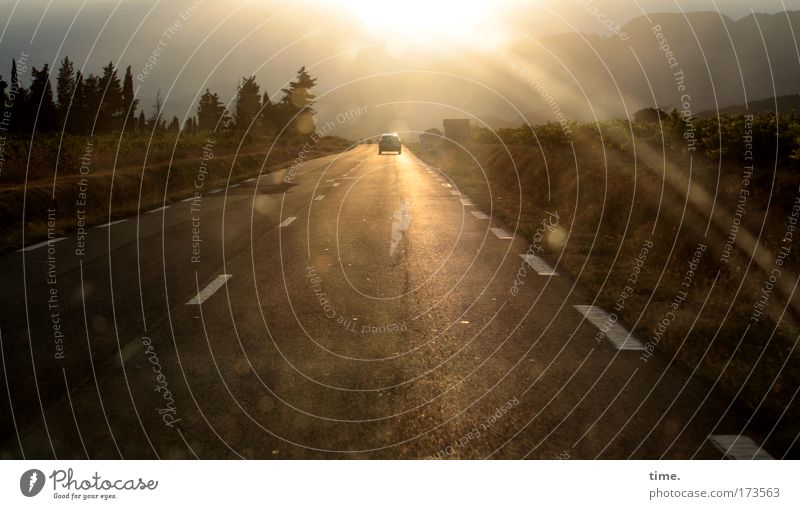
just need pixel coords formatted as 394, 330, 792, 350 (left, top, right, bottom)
0, 145, 776, 459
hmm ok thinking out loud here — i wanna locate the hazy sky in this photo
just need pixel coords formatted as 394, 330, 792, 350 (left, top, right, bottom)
3, 0, 800, 126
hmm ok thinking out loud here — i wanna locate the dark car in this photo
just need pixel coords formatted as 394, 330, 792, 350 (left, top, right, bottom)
378, 133, 402, 155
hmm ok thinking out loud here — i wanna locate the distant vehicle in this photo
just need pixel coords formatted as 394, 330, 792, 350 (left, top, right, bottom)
378, 133, 402, 155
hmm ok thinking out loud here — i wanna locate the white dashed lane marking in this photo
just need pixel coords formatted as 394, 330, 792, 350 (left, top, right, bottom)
18, 238, 66, 252
186, 274, 233, 305
471, 211, 489, 220
450, 190, 461, 196
333, 183, 340, 187
146, 205, 170, 214
520, 254, 559, 276
207, 189, 223, 194
709, 435, 774, 460
343, 162, 362, 177
94, 219, 128, 229
315, 195, 325, 201
280, 217, 297, 228
574, 305, 644, 350
461, 198, 474, 206
490, 227, 513, 240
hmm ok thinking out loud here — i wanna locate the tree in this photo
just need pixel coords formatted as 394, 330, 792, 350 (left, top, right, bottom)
234, 76, 261, 130
10, 59, 32, 133
279, 66, 317, 135
420, 127, 442, 145
70, 71, 89, 134
55, 56, 75, 129
80, 73, 102, 134
183, 116, 196, 133
168, 116, 180, 132
121, 65, 138, 130
148, 90, 165, 132
29, 64, 57, 132
137, 109, 146, 132
196, 89, 228, 131
633, 107, 665, 123
98, 61, 123, 131
260, 92, 280, 133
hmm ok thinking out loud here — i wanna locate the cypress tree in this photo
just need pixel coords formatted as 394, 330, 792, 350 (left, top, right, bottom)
55, 56, 75, 129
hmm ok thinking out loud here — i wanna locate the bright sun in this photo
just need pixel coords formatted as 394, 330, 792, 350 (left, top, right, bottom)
340, 0, 494, 42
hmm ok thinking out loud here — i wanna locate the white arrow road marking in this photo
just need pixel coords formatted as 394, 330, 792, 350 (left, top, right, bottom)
490, 227, 513, 239
186, 274, 232, 305
146, 205, 170, 214
390, 200, 412, 257
94, 219, 128, 229
18, 237, 66, 252
471, 211, 489, 220
520, 254, 559, 275
280, 217, 296, 227
574, 305, 644, 350
709, 435, 773, 460
315, 195, 325, 201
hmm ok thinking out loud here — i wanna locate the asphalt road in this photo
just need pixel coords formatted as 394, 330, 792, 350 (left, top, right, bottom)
0, 144, 777, 459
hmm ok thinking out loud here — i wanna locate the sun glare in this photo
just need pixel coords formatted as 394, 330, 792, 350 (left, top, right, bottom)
340, 0, 495, 42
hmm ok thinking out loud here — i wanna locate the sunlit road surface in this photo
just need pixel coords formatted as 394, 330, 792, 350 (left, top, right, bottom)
0, 145, 763, 459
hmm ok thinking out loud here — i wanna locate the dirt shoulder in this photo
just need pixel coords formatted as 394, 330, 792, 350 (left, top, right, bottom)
409, 141, 800, 452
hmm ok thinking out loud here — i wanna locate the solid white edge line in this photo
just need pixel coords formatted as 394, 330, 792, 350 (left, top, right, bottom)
573, 305, 644, 350
186, 274, 233, 305
18, 237, 66, 252
709, 435, 774, 460
146, 205, 170, 214
280, 217, 297, 227
94, 219, 128, 229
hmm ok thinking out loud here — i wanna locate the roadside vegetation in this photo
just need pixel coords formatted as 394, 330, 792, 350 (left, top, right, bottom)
412, 110, 800, 451
0, 58, 350, 252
